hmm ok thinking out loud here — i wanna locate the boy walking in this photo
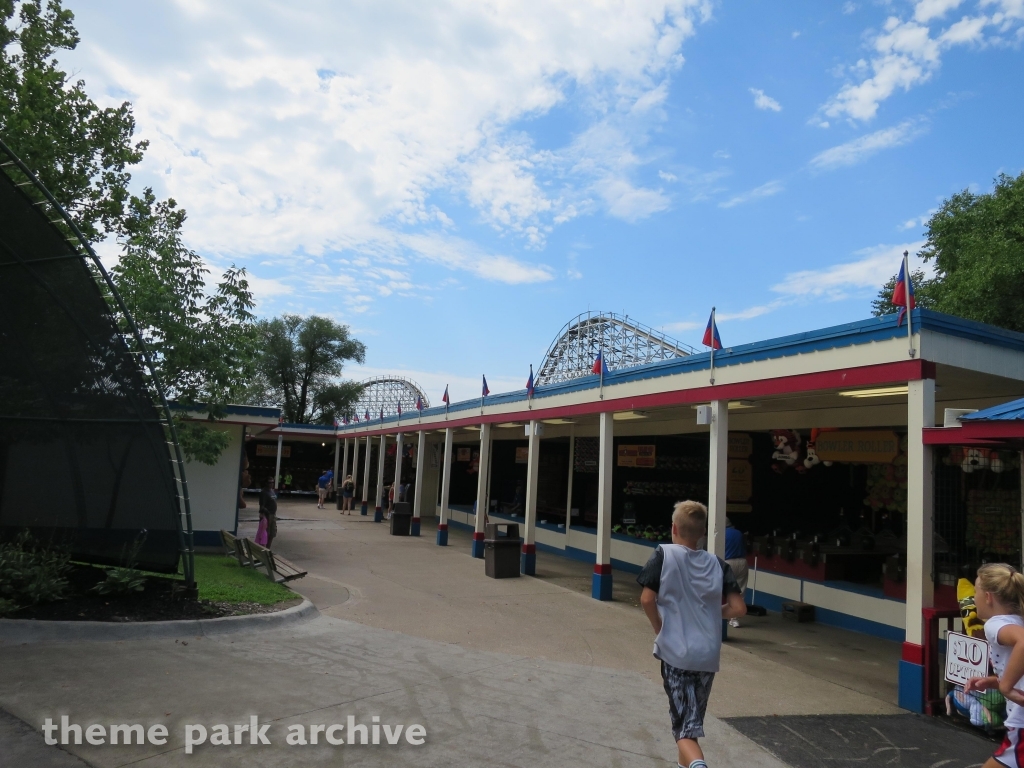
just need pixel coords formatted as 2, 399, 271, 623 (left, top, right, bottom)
637, 501, 746, 768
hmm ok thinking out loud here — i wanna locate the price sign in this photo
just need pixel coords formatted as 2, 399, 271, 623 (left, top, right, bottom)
944, 631, 990, 686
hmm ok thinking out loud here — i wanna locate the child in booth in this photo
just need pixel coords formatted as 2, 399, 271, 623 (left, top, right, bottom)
637, 501, 747, 768
965, 563, 1024, 768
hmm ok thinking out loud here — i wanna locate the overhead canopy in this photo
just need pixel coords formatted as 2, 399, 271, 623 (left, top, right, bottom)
0, 144, 183, 572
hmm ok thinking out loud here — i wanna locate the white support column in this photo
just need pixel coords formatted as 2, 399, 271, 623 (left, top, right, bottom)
393, 432, 404, 520
374, 433, 387, 522
522, 420, 540, 574
708, 399, 729, 559
333, 437, 343, 509
566, 428, 575, 534
901, 378, 935, 713
437, 428, 453, 545
593, 411, 614, 599
412, 430, 426, 536
472, 423, 492, 557
274, 433, 284, 490
361, 434, 372, 515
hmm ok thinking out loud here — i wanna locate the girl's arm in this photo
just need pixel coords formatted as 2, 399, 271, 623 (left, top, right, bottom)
998, 624, 1024, 705
964, 675, 999, 694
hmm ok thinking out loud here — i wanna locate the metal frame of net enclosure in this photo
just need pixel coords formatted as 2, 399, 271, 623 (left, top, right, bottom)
0, 138, 195, 588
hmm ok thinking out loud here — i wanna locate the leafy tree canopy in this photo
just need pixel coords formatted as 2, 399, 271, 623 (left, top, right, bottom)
113, 191, 258, 463
252, 315, 365, 425
0, 0, 145, 241
874, 172, 1024, 333
2, 1, 260, 463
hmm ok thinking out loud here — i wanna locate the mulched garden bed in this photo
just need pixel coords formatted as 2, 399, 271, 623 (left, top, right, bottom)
7, 564, 301, 622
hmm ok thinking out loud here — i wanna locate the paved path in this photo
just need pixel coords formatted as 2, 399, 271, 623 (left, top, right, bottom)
0, 499, 992, 766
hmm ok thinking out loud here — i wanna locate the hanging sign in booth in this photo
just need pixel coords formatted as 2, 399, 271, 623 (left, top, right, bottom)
617, 445, 656, 468
944, 631, 990, 687
256, 444, 291, 458
815, 430, 900, 464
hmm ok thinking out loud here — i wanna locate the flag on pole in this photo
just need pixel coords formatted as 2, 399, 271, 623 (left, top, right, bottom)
416, 395, 423, 413
379, 408, 384, 423
591, 350, 609, 376
397, 401, 402, 417
482, 376, 490, 398
702, 310, 723, 350
353, 412, 359, 422
526, 365, 535, 398
365, 410, 370, 422
442, 386, 449, 406
893, 253, 916, 327
333, 417, 339, 429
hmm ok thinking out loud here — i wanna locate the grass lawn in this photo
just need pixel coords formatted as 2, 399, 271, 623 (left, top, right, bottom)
190, 555, 296, 604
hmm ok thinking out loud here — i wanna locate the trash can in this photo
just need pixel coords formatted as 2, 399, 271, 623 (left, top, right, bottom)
390, 502, 412, 536
484, 523, 522, 579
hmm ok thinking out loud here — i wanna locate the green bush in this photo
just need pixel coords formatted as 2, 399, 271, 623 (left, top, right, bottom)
92, 530, 148, 596
0, 531, 70, 613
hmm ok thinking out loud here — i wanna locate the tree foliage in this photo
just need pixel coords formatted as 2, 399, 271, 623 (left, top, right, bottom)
2, 2, 260, 463
873, 172, 1024, 332
919, 172, 1024, 333
254, 315, 365, 425
870, 268, 936, 317
112, 190, 258, 463
0, 0, 146, 241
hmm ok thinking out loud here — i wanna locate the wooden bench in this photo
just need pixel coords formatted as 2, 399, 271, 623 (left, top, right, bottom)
243, 539, 307, 583
219, 529, 252, 568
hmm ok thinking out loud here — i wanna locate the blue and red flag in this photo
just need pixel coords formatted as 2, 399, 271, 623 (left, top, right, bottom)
592, 350, 609, 376
416, 395, 423, 412
397, 401, 402, 417
702, 310, 722, 350
526, 365, 535, 398
482, 375, 490, 398
364, 410, 370, 422
892, 256, 916, 327
442, 385, 449, 408
379, 408, 384, 422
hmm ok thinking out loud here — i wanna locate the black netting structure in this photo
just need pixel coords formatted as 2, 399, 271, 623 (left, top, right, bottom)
0, 139, 193, 577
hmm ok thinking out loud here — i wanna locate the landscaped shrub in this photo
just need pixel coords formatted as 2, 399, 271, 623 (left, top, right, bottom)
0, 531, 70, 614
92, 530, 149, 596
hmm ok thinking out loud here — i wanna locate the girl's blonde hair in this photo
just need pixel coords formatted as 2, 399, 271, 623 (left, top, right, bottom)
977, 563, 1024, 614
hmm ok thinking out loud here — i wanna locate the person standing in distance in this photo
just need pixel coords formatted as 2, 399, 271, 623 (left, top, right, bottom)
724, 518, 749, 628
637, 501, 746, 768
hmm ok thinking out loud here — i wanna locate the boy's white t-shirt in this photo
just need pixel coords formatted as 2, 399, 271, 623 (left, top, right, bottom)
984, 614, 1024, 728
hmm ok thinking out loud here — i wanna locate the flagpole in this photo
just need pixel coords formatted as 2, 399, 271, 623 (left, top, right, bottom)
709, 306, 716, 385
599, 349, 604, 400
903, 250, 915, 358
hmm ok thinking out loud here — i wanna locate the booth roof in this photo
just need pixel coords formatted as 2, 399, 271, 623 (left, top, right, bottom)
337, 308, 1024, 431
961, 398, 1024, 422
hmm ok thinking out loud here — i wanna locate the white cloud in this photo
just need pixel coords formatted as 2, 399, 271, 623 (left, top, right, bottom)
663, 320, 701, 333
810, 120, 927, 170
821, 5, 1018, 122
659, 170, 678, 182
72, 0, 712, 295
899, 209, 936, 230
750, 88, 782, 112
771, 242, 930, 300
915, 0, 964, 23
719, 180, 784, 208
843, 3, 858, 14
712, 149, 730, 159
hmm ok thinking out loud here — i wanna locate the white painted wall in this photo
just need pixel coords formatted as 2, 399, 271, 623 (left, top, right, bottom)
184, 423, 244, 536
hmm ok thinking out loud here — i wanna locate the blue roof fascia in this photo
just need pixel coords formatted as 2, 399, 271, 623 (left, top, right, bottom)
335, 309, 1024, 431
168, 401, 281, 419
280, 422, 336, 431
961, 397, 1024, 422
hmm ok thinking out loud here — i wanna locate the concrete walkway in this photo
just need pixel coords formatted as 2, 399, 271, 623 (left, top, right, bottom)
0, 498, 951, 767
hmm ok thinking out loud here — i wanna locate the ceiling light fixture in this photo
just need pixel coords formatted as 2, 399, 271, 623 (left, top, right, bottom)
542, 418, 574, 425
613, 411, 648, 421
838, 386, 909, 398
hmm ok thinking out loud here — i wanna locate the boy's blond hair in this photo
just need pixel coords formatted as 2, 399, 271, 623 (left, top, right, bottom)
672, 500, 708, 540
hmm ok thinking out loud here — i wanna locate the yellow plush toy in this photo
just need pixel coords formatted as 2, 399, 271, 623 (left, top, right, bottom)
957, 577, 985, 637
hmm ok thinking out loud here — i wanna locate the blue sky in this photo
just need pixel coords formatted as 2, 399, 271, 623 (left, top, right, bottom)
66, 0, 1024, 402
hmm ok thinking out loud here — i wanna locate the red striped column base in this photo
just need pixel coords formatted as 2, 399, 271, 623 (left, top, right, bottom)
594, 563, 612, 575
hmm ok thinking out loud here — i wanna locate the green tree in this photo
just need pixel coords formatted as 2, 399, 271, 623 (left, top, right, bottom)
919, 172, 1024, 333
873, 172, 1024, 331
0, 0, 146, 241
870, 265, 936, 317
112, 190, 258, 463
254, 315, 365, 424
